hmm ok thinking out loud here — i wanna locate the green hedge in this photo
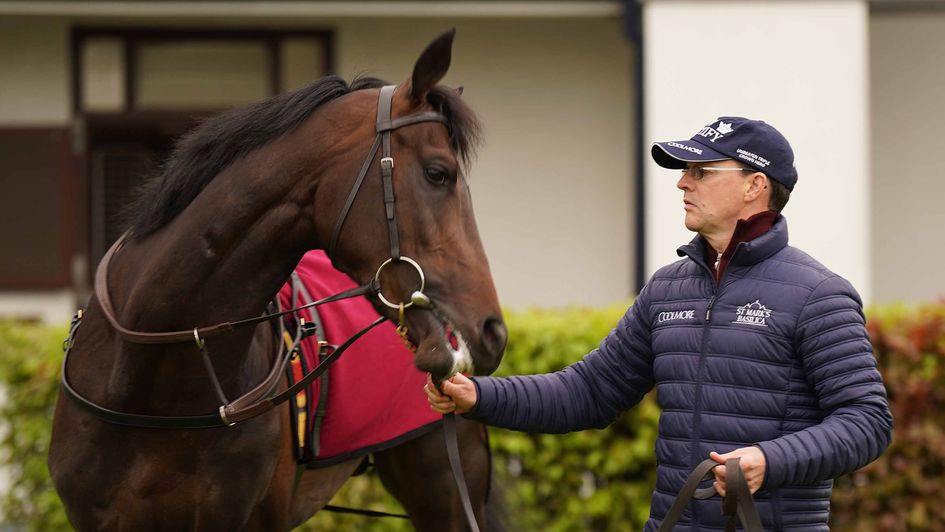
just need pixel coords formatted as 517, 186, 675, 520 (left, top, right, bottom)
488, 304, 658, 531
1, 303, 943, 530
829, 304, 945, 531
0, 321, 70, 531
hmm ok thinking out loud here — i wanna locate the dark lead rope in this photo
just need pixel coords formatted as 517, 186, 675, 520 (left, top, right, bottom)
657, 457, 763, 532
443, 412, 481, 532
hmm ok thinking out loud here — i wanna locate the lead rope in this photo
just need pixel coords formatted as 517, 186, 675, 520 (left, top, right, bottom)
393, 289, 478, 530
657, 458, 763, 532
396, 300, 478, 530
443, 412, 481, 532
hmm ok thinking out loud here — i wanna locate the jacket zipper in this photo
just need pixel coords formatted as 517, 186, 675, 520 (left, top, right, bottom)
713, 250, 722, 284
688, 250, 730, 525
690, 288, 716, 460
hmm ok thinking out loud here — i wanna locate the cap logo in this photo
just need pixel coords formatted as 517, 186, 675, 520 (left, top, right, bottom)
736, 148, 771, 168
696, 120, 732, 143
668, 141, 702, 155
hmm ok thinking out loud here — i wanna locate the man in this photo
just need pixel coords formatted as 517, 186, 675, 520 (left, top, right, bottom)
426, 117, 892, 531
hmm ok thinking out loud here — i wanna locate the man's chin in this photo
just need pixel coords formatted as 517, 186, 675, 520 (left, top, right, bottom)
684, 216, 701, 233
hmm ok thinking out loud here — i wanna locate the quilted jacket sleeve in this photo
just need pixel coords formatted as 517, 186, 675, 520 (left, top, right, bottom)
756, 275, 893, 489
464, 286, 656, 433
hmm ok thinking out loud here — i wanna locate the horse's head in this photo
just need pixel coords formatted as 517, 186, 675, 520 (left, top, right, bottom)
315, 30, 506, 382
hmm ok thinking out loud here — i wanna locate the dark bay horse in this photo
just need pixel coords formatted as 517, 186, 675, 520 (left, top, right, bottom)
48, 30, 506, 531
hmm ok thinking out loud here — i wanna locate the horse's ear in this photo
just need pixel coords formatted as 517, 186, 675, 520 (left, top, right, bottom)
409, 29, 455, 104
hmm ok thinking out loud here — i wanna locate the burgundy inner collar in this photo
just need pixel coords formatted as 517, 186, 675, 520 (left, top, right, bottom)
706, 210, 778, 283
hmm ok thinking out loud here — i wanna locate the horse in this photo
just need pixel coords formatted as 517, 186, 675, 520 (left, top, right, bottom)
48, 29, 507, 531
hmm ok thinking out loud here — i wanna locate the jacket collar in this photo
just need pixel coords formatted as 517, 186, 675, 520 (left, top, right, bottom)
677, 214, 789, 269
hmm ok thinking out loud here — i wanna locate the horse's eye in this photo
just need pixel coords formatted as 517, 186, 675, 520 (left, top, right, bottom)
424, 167, 450, 185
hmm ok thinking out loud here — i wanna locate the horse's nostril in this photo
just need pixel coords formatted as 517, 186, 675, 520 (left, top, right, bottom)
482, 317, 508, 355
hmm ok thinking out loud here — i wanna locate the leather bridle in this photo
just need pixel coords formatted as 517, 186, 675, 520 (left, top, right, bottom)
330, 84, 446, 265
60, 84, 482, 531
62, 84, 445, 426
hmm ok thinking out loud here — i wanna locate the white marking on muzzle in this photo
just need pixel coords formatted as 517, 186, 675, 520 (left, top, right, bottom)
447, 329, 474, 377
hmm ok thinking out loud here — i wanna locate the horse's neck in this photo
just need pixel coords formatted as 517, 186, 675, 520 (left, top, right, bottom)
101, 134, 323, 405
120, 145, 318, 330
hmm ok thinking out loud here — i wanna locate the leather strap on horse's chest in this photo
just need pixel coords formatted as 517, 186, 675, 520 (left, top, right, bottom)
59, 311, 226, 429
92, 233, 375, 347
60, 305, 384, 429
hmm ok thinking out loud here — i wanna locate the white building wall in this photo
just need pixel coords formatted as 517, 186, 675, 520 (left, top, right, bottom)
332, 17, 634, 309
644, 0, 871, 300
0, 14, 634, 318
869, 10, 945, 303
0, 17, 71, 125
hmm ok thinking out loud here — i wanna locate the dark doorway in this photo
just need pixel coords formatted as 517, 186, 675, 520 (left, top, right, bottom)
72, 27, 333, 273
85, 114, 204, 263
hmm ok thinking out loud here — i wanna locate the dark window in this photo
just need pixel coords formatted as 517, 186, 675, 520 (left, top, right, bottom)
73, 27, 333, 270
0, 129, 73, 288
0, 28, 332, 290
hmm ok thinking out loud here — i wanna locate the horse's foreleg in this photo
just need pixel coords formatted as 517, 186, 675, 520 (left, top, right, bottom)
374, 419, 491, 532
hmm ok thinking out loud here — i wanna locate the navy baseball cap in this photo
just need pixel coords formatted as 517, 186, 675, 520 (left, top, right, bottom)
652, 116, 798, 190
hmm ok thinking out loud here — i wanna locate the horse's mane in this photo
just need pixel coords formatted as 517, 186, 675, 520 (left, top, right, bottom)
127, 76, 481, 239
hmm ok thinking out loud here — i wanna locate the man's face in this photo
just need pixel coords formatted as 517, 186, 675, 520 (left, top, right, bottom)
676, 159, 752, 238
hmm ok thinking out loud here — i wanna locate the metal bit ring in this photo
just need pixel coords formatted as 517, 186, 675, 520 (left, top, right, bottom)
374, 256, 426, 309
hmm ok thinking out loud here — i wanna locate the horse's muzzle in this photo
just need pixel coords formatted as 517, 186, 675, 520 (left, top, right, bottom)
476, 316, 507, 375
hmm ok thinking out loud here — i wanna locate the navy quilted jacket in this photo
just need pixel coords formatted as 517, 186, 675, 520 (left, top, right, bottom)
467, 217, 892, 531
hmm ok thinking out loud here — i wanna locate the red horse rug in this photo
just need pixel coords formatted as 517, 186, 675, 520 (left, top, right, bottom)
278, 250, 441, 466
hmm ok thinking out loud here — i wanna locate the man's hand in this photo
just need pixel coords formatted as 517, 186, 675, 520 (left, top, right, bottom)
709, 446, 766, 496
424, 373, 477, 414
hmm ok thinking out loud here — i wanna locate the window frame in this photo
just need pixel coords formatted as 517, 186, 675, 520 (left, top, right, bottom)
71, 27, 334, 114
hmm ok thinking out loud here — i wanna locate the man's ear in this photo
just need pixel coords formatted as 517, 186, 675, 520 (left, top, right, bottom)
744, 173, 768, 201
